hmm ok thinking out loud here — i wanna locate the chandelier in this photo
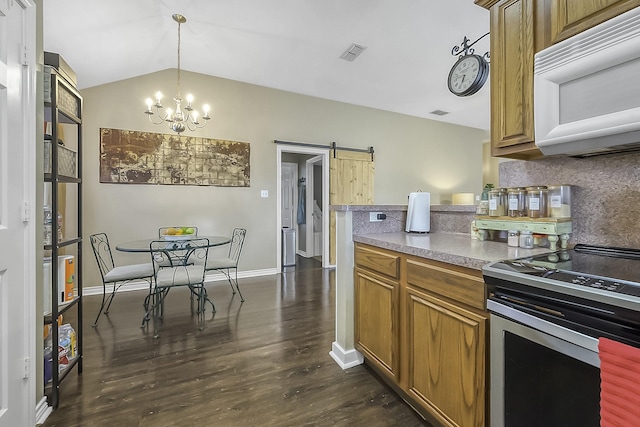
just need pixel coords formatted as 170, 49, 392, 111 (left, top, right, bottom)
144, 14, 210, 134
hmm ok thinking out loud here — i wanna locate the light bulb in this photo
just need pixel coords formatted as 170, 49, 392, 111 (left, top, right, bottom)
186, 94, 194, 104
166, 108, 173, 120
155, 92, 163, 103
203, 104, 210, 114
145, 98, 153, 111
192, 110, 199, 123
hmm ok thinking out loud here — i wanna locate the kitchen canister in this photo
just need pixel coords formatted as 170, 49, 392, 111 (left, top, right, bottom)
548, 185, 571, 218
489, 188, 507, 217
507, 187, 527, 217
526, 186, 548, 218
508, 230, 520, 247
519, 230, 534, 248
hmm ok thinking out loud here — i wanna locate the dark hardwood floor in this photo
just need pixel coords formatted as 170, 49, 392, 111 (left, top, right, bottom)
43, 256, 428, 426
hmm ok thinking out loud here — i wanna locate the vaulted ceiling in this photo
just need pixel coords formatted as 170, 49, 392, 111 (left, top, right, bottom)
43, 0, 490, 130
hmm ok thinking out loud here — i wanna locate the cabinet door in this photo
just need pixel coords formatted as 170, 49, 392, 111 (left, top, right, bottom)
489, 0, 542, 159
549, 0, 640, 44
406, 287, 487, 427
355, 268, 399, 381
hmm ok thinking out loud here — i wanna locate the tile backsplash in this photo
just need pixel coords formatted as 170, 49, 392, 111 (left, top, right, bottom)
500, 152, 640, 248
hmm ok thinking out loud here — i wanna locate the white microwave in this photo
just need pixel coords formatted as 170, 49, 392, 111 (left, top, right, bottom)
534, 6, 640, 157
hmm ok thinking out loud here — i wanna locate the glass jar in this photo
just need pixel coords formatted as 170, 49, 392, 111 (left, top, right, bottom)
507, 230, 520, 247
507, 187, 527, 217
548, 185, 571, 218
526, 186, 548, 218
519, 230, 534, 248
489, 188, 507, 217
532, 233, 548, 247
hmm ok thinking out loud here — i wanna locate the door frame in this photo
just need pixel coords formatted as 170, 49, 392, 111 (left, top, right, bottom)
305, 155, 323, 258
276, 145, 329, 270
0, 0, 38, 425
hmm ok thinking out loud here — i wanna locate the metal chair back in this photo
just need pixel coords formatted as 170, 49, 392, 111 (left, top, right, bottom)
227, 228, 247, 266
149, 238, 210, 282
90, 233, 115, 282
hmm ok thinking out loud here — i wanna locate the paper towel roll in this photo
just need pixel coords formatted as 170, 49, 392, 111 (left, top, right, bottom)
406, 192, 430, 233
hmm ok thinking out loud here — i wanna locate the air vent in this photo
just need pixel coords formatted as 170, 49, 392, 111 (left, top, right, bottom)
340, 43, 367, 62
430, 110, 450, 116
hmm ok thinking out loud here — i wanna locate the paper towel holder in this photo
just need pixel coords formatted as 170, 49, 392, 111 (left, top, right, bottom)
406, 191, 431, 233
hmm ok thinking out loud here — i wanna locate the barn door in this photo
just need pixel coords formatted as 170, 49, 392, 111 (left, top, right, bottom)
329, 151, 374, 264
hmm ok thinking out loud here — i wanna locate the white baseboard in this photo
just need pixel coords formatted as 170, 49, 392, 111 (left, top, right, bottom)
329, 341, 364, 370
35, 396, 52, 426
83, 268, 280, 296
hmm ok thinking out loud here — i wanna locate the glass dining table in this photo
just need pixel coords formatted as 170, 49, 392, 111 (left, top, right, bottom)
116, 235, 231, 253
116, 235, 231, 329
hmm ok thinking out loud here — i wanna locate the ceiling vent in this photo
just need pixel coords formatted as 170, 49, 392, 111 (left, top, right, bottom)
430, 110, 450, 116
340, 43, 367, 62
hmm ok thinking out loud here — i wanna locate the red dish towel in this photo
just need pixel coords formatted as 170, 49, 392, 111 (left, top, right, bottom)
599, 337, 640, 427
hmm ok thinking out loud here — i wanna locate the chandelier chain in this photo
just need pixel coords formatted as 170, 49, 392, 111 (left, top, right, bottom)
176, 17, 181, 98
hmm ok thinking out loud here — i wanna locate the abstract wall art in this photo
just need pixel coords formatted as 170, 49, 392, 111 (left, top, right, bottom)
99, 128, 250, 186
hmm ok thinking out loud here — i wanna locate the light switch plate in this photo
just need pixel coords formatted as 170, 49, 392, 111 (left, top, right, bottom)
261, 190, 269, 198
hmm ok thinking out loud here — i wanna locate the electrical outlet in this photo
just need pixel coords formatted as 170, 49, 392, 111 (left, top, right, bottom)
369, 212, 383, 222
261, 190, 269, 198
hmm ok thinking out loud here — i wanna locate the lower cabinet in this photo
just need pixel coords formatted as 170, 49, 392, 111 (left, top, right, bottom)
406, 286, 487, 427
354, 243, 488, 427
354, 244, 401, 381
355, 268, 399, 381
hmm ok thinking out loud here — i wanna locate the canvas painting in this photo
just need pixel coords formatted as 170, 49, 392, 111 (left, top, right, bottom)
99, 128, 250, 186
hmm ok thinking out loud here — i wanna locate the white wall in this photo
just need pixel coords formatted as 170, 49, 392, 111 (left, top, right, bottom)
80, 69, 486, 287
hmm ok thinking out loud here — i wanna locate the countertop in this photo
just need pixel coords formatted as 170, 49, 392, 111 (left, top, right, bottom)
354, 232, 552, 271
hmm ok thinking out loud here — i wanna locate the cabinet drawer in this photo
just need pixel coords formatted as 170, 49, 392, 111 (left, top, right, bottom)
355, 244, 400, 280
406, 258, 485, 311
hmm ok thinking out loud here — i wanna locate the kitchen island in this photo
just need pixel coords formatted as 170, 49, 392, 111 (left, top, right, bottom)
330, 204, 551, 426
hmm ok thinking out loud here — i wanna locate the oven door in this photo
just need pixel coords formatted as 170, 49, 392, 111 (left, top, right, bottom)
489, 299, 601, 427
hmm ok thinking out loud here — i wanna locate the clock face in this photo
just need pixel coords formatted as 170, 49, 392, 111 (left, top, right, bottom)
447, 55, 489, 97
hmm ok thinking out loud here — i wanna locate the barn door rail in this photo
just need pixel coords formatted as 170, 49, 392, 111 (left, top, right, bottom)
274, 139, 374, 161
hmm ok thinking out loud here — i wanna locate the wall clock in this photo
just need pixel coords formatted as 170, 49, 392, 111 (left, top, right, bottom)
447, 54, 489, 97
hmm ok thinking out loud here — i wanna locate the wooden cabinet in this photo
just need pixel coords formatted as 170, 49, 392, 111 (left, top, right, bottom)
354, 244, 488, 426
405, 259, 487, 427
476, 0, 640, 159
549, 0, 640, 44
354, 245, 400, 381
479, 0, 545, 159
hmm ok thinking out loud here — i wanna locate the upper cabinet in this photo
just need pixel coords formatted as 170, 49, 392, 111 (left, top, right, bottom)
475, 0, 640, 159
549, 0, 640, 44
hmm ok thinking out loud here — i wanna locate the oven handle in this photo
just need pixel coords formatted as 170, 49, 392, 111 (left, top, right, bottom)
488, 298, 600, 353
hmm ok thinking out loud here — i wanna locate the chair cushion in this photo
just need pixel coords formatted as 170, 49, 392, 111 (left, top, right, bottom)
205, 257, 235, 270
156, 265, 205, 288
105, 263, 154, 283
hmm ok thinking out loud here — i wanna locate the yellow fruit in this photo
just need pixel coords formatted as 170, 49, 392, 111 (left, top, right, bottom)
165, 227, 177, 235
175, 230, 183, 235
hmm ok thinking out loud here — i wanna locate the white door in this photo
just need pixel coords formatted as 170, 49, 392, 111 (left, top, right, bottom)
0, 1, 37, 426
281, 162, 297, 229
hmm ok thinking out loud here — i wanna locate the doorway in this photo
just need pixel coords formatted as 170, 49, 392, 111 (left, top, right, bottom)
276, 145, 329, 270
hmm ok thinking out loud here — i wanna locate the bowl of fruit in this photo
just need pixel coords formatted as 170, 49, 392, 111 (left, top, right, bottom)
162, 227, 196, 241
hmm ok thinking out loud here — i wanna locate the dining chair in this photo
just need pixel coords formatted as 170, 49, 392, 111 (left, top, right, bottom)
204, 228, 246, 302
146, 237, 213, 338
89, 233, 154, 327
